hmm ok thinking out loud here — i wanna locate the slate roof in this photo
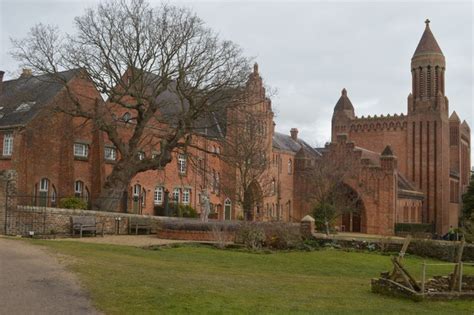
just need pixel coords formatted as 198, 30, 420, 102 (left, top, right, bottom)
413, 20, 443, 58
0, 70, 78, 128
272, 132, 321, 156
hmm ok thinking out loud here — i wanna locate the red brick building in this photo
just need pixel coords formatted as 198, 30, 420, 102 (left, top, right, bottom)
330, 20, 471, 234
0, 20, 469, 235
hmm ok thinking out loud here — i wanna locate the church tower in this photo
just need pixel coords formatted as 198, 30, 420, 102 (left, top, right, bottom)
406, 20, 451, 234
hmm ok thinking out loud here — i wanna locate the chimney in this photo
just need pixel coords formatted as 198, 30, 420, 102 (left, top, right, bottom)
290, 128, 298, 140
20, 68, 32, 78
0, 71, 4, 94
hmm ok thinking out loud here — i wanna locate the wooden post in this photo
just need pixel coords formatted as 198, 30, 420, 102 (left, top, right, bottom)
450, 240, 465, 291
421, 262, 426, 295
458, 262, 463, 292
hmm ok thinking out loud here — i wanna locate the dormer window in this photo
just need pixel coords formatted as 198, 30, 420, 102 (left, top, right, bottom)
74, 143, 88, 158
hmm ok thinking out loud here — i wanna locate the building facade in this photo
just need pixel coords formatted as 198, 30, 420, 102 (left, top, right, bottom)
331, 20, 471, 234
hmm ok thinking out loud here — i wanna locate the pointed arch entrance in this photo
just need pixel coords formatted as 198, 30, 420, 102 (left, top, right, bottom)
333, 183, 366, 233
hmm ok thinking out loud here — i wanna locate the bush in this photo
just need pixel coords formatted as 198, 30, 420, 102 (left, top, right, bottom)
178, 205, 199, 218
161, 219, 240, 232
155, 204, 198, 218
235, 222, 266, 250
264, 222, 302, 249
312, 202, 337, 233
59, 197, 88, 210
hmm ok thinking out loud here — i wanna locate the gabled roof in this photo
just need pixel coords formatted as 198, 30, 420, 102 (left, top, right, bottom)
272, 132, 321, 156
0, 69, 79, 128
398, 173, 424, 200
449, 111, 460, 122
413, 20, 443, 58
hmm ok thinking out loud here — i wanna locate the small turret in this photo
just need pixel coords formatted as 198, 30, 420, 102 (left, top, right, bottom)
333, 88, 355, 119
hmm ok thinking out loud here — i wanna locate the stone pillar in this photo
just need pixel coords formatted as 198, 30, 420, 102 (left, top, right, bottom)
300, 215, 315, 239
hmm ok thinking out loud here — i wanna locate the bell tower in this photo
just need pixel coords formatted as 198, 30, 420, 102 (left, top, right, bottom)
406, 19, 451, 234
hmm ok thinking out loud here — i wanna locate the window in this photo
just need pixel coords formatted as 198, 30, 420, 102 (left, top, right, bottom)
105, 147, 116, 161
178, 154, 186, 174
122, 112, 132, 123
75, 180, 84, 197
154, 186, 163, 205
141, 190, 146, 207
74, 143, 88, 158
137, 151, 145, 160
133, 184, 141, 197
173, 188, 180, 203
288, 159, 292, 174
51, 187, 57, 204
182, 188, 190, 205
40, 178, 49, 192
271, 179, 276, 194
216, 172, 220, 195
216, 146, 220, 154
3, 133, 13, 156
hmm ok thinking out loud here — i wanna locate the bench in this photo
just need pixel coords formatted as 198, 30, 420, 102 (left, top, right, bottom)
71, 216, 104, 237
128, 217, 152, 235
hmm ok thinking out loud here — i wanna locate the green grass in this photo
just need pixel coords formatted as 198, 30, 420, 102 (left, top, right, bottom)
28, 240, 474, 314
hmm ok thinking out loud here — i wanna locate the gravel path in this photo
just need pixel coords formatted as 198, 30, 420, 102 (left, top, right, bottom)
0, 237, 100, 315
55, 234, 197, 247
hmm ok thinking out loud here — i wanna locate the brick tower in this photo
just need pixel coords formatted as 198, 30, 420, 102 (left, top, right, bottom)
406, 19, 451, 233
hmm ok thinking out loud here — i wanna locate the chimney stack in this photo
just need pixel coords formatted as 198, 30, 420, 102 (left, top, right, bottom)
20, 68, 32, 78
0, 71, 4, 94
290, 128, 298, 140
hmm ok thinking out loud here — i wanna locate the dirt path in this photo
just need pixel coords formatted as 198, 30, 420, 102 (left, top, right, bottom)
0, 237, 100, 315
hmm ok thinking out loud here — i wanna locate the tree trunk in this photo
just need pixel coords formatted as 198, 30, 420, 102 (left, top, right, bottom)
92, 164, 135, 212
324, 218, 330, 236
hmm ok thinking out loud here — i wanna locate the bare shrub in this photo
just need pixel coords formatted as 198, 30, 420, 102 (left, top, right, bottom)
236, 222, 266, 250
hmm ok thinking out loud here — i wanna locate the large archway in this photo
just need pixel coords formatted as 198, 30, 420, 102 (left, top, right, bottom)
244, 181, 263, 221
333, 183, 366, 233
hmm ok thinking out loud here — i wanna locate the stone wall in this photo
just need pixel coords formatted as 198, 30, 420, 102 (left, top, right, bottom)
5, 205, 166, 236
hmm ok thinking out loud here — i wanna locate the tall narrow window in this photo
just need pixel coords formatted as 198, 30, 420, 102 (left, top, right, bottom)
182, 188, 190, 205
154, 186, 164, 205
133, 184, 141, 197
173, 188, 180, 203
40, 178, 49, 192
38, 178, 49, 207
75, 181, 84, 198
3, 133, 13, 156
178, 154, 187, 174
288, 159, 292, 174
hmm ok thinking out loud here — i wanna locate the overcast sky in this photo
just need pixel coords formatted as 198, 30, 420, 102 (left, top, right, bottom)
1, 0, 473, 161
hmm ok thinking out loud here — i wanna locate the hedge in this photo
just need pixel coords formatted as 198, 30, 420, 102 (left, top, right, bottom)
395, 223, 434, 234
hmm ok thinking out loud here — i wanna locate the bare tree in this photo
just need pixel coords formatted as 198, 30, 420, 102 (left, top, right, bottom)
218, 105, 274, 221
11, 0, 251, 210
302, 145, 363, 235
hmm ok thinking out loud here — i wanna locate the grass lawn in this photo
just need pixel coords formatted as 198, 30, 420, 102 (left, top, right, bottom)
28, 240, 474, 314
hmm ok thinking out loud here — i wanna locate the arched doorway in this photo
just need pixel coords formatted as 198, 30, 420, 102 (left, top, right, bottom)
333, 183, 365, 233
244, 181, 263, 221
224, 199, 232, 220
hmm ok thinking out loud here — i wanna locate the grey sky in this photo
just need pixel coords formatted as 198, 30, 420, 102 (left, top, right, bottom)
1, 0, 473, 162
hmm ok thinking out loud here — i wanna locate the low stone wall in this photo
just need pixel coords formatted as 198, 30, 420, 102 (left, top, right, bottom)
6, 205, 165, 236
157, 229, 236, 242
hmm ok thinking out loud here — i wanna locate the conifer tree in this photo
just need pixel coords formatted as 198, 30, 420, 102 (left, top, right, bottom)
462, 173, 474, 219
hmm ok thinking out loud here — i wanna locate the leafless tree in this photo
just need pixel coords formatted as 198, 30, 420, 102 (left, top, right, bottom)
302, 145, 363, 235
218, 106, 274, 221
11, 0, 252, 210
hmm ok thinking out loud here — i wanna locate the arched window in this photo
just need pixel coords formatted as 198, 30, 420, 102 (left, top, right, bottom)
141, 189, 146, 207
38, 178, 50, 207
224, 199, 232, 220
154, 186, 164, 205
75, 180, 84, 198
288, 159, 292, 174
51, 186, 57, 206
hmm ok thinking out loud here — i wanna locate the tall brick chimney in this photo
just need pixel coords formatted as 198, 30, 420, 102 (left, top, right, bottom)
290, 128, 298, 140
0, 71, 4, 94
